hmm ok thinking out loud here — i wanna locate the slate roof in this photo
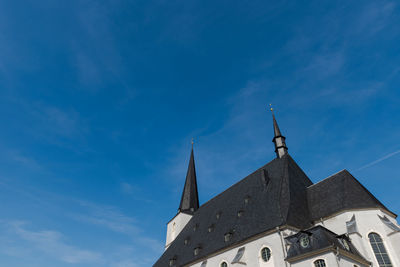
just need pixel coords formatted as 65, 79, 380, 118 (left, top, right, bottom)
155, 154, 395, 266
307, 169, 393, 221
179, 148, 199, 214
154, 154, 313, 267
285, 225, 369, 264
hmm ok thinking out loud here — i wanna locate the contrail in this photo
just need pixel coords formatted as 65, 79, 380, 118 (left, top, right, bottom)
356, 149, 400, 171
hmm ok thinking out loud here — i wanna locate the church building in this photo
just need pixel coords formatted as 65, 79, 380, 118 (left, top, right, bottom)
154, 112, 400, 267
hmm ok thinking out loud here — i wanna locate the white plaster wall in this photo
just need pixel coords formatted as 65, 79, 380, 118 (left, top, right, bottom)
291, 252, 337, 267
166, 212, 193, 249
318, 209, 400, 266
182, 209, 400, 267
188, 229, 296, 267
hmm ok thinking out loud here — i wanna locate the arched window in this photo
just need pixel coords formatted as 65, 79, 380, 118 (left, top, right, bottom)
314, 259, 326, 267
260, 247, 271, 262
368, 232, 393, 267
220, 261, 228, 267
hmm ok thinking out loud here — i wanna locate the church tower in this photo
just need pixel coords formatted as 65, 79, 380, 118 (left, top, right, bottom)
271, 107, 288, 158
165, 142, 199, 249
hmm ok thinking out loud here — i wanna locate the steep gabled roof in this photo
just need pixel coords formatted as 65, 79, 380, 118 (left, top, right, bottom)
154, 154, 313, 267
179, 148, 199, 214
307, 169, 394, 221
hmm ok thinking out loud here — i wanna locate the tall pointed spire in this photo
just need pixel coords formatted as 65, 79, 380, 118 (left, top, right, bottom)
270, 105, 288, 158
179, 140, 199, 214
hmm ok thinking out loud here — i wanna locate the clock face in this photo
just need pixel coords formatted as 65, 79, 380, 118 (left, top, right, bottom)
300, 236, 310, 248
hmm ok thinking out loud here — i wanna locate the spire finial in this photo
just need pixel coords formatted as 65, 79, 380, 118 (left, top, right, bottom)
191, 138, 194, 149
269, 105, 288, 158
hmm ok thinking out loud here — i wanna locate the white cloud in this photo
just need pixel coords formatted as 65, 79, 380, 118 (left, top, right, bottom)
72, 201, 140, 235
4, 221, 102, 264
71, 201, 163, 253
354, 1, 397, 36
120, 182, 137, 195
356, 149, 400, 171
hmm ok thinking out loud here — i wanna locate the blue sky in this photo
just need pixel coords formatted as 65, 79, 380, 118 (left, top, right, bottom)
1, 0, 400, 266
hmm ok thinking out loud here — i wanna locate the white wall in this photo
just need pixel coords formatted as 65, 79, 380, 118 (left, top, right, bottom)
291, 252, 369, 267
291, 252, 336, 267
317, 209, 400, 267
183, 209, 400, 267
165, 212, 193, 249
188, 229, 295, 267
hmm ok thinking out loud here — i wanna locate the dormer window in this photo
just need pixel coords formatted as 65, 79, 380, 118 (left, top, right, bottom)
193, 224, 199, 231
169, 257, 177, 266
208, 224, 215, 233
300, 236, 310, 248
224, 232, 232, 242
184, 237, 190, 245
193, 246, 201, 256
342, 239, 350, 250
216, 212, 222, 219
237, 210, 244, 217
244, 196, 251, 204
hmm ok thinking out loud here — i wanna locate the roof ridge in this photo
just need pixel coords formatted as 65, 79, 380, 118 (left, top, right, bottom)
308, 169, 347, 188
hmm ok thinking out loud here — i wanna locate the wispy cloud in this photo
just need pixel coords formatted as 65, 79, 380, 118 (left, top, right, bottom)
354, 1, 397, 36
5, 150, 42, 170
2, 220, 102, 264
164, 81, 276, 194
32, 104, 84, 138
356, 149, 400, 171
120, 182, 138, 195
303, 51, 345, 79
71, 201, 163, 253
72, 201, 140, 235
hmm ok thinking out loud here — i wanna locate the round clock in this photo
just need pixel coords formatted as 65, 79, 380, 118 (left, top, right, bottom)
300, 236, 310, 248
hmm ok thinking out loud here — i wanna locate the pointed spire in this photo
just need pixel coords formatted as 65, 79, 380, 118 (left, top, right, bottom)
269, 105, 288, 158
179, 141, 199, 214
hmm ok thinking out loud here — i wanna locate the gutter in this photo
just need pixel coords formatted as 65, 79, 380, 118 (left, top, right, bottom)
277, 226, 290, 267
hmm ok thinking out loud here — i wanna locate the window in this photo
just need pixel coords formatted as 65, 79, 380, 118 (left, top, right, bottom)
220, 261, 228, 267
260, 247, 271, 262
193, 247, 201, 256
232, 247, 245, 264
368, 233, 393, 267
224, 232, 232, 242
314, 259, 326, 267
169, 258, 176, 266
300, 236, 310, 248
244, 195, 251, 204
342, 239, 350, 250
184, 237, 190, 245
237, 210, 244, 217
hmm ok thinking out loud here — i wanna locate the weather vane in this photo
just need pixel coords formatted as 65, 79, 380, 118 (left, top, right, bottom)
269, 103, 274, 113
